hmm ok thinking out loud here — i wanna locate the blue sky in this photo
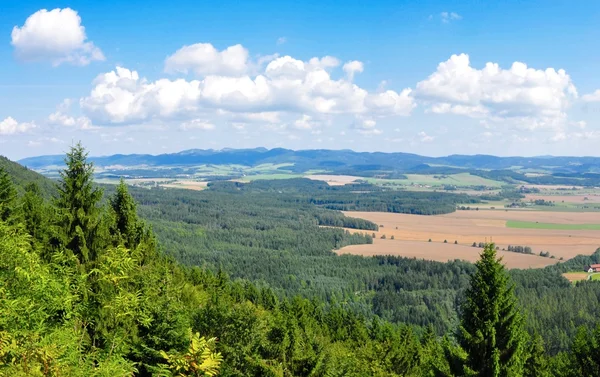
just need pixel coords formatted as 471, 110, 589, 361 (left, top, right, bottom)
2, 0, 600, 159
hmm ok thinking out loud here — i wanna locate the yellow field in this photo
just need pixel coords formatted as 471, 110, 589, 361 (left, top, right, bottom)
337, 210, 600, 267
562, 272, 589, 282
339, 238, 558, 269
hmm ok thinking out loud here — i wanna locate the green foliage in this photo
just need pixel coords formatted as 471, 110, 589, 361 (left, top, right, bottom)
55, 142, 105, 264
159, 332, 222, 376
452, 243, 528, 376
2, 145, 600, 376
0, 168, 18, 223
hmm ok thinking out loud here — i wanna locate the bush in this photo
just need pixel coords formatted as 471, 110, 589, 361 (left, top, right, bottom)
454, 240, 458, 244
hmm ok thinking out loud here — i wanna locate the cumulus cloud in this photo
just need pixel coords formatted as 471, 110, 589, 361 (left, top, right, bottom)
343, 60, 364, 81
79, 49, 415, 125
415, 53, 577, 130
351, 117, 382, 135
0, 117, 36, 135
48, 112, 94, 130
48, 99, 95, 129
11, 8, 104, 66
164, 43, 249, 76
441, 12, 462, 23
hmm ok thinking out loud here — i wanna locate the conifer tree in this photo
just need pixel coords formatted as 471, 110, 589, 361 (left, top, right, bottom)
55, 142, 104, 264
454, 243, 527, 376
110, 178, 144, 249
0, 167, 18, 223
21, 182, 47, 244
524, 335, 550, 377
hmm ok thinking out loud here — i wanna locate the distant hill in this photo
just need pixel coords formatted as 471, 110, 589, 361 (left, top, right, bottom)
0, 156, 57, 197
19, 148, 600, 175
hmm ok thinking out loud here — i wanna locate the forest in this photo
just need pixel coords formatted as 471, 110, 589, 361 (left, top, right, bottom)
1, 145, 600, 376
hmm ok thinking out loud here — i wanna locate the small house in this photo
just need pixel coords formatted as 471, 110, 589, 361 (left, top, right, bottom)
586, 264, 600, 273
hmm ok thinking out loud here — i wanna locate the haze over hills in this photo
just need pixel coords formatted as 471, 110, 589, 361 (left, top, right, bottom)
18, 147, 600, 174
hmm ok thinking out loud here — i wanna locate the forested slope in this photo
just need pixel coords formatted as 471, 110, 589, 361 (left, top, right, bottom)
2, 147, 600, 376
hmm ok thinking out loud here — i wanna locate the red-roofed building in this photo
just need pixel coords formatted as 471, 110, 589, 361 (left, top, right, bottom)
586, 264, 600, 273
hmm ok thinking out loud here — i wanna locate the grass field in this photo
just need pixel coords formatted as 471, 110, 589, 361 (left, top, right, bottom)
592, 273, 600, 281
366, 173, 504, 188
506, 220, 600, 230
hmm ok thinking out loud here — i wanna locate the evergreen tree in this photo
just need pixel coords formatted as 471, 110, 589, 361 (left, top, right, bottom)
0, 167, 18, 223
55, 142, 104, 264
524, 335, 549, 377
454, 243, 527, 376
109, 178, 144, 249
570, 325, 600, 377
21, 182, 48, 245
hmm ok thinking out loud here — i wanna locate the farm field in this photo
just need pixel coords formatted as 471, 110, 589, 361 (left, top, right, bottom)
562, 272, 589, 283
339, 210, 600, 261
506, 220, 600, 230
525, 194, 600, 204
337, 238, 558, 269
304, 174, 362, 185
365, 173, 504, 188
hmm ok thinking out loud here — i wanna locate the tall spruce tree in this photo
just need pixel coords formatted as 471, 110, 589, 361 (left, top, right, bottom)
455, 243, 527, 376
0, 167, 18, 223
55, 142, 104, 264
109, 178, 144, 249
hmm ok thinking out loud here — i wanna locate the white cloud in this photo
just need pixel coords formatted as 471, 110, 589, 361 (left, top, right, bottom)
441, 12, 462, 23
293, 114, 322, 131
179, 119, 215, 131
11, 8, 104, 66
48, 98, 95, 129
416, 54, 577, 131
351, 117, 382, 135
0, 117, 36, 135
165, 43, 249, 76
581, 90, 600, 102
418, 131, 434, 142
276, 37, 287, 45
80, 51, 415, 125
343, 60, 364, 81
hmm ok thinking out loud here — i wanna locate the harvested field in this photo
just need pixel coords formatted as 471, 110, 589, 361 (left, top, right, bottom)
304, 174, 361, 185
339, 210, 600, 261
562, 272, 589, 283
337, 238, 558, 269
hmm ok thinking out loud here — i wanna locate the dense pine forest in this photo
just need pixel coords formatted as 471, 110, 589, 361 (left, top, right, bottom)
1, 144, 600, 376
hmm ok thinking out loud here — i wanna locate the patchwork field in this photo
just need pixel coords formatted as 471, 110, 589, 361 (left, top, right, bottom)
337, 210, 600, 265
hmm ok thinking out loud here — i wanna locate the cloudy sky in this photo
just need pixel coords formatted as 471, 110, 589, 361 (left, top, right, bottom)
2, 0, 600, 159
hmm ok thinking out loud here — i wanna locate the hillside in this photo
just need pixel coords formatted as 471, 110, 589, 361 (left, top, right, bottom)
19, 147, 600, 174
0, 155, 57, 197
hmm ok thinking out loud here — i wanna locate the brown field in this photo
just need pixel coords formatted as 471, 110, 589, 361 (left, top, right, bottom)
338, 238, 558, 269
338, 210, 600, 263
562, 272, 589, 283
525, 194, 600, 203
304, 174, 361, 186
160, 180, 208, 191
